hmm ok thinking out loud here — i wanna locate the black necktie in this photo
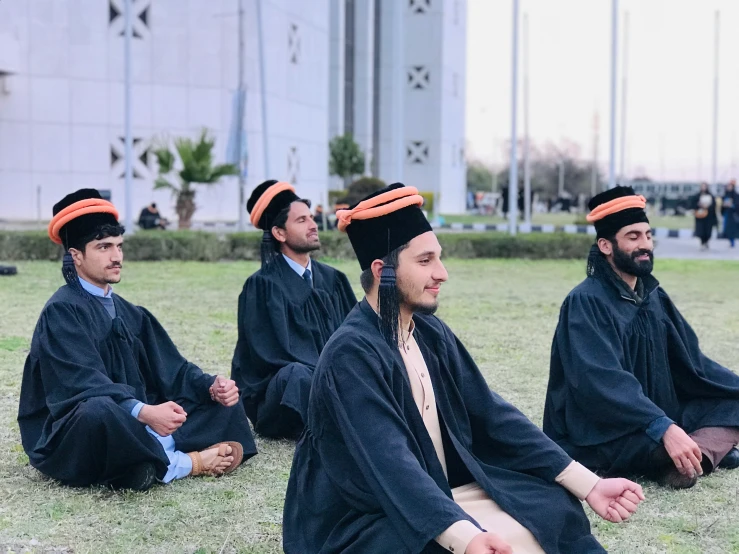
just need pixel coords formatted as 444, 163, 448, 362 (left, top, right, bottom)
303, 267, 312, 287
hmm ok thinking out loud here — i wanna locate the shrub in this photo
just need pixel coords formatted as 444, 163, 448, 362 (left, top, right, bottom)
419, 191, 434, 215
0, 231, 63, 260
342, 177, 387, 206
124, 231, 229, 261
0, 230, 593, 262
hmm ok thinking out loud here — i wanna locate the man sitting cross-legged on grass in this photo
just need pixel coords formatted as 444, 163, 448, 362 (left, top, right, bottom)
18, 189, 257, 491
283, 183, 644, 554
545, 186, 739, 489
231, 180, 356, 439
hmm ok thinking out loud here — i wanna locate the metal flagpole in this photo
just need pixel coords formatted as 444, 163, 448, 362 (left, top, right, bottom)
123, 0, 133, 231
711, 10, 720, 195
522, 11, 531, 225
508, 0, 520, 235
619, 11, 629, 185
256, 0, 270, 177
591, 112, 599, 195
236, 0, 247, 230
607, 0, 618, 189
392, 0, 405, 183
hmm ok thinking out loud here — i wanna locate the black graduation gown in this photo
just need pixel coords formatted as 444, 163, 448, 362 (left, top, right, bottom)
721, 190, 739, 240
544, 274, 739, 475
283, 300, 603, 554
692, 193, 718, 242
18, 284, 257, 486
230, 255, 356, 437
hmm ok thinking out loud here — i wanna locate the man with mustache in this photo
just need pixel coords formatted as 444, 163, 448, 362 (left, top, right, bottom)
544, 186, 739, 489
231, 180, 356, 439
284, 183, 644, 554
18, 189, 256, 491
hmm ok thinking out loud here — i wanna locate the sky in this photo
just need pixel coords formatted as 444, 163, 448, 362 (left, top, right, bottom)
465, 0, 739, 182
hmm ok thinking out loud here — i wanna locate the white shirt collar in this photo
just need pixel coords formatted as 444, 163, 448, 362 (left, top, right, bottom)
78, 276, 114, 298
282, 253, 312, 277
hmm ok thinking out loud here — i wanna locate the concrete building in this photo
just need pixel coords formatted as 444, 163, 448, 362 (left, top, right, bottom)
0, 0, 467, 224
330, 0, 468, 214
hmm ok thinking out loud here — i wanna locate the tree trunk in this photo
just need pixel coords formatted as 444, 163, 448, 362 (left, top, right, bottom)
176, 190, 196, 229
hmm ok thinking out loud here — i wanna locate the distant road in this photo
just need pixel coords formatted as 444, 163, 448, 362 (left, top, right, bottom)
656, 237, 739, 261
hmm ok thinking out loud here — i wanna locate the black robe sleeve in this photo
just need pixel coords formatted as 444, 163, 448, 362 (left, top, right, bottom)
439, 322, 573, 480
137, 307, 215, 406
232, 264, 355, 404
332, 269, 359, 317
235, 276, 305, 380
37, 302, 140, 420
554, 292, 667, 442
312, 342, 478, 552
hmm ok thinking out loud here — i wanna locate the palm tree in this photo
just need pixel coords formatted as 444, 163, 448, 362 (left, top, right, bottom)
152, 129, 239, 229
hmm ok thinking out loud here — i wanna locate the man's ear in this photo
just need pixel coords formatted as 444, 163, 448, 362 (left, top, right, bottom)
271, 226, 287, 244
370, 259, 385, 283
597, 237, 613, 256
69, 247, 84, 267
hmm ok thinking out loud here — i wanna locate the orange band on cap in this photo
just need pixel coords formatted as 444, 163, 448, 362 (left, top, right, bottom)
48, 199, 119, 244
336, 186, 424, 232
249, 181, 296, 227
586, 195, 647, 223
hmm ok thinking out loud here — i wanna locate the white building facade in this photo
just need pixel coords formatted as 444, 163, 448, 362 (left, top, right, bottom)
0, 0, 330, 223
0, 0, 466, 223
331, 0, 468, 214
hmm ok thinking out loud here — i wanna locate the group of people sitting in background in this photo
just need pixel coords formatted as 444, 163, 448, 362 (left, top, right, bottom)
18, 181, 739, 553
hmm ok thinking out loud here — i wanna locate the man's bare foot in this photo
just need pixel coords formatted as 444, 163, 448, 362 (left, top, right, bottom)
188, 443, 235, 476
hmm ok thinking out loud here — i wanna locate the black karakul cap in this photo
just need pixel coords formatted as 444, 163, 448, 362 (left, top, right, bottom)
52, 188, 120, 249
247, 180, 300, 230
587, 186, 649, 239
338, 183, 433, 270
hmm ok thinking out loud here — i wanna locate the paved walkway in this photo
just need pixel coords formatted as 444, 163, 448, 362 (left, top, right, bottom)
656, 237, 739, 260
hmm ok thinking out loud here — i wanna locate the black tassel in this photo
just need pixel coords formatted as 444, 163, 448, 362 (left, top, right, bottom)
378, 265, 400, 347
61, 251, 85, 295
260, 229, 279, 266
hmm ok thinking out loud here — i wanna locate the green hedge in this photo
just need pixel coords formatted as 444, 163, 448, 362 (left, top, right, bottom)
0, 230, 593, 262
0, 231, 61, 260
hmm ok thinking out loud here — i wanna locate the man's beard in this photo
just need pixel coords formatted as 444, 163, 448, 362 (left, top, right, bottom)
612, 242, 654, 277
286, 238, 321, 254
397, 277, 439, 316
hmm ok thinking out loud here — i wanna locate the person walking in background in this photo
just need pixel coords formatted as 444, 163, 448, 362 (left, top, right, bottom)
692, 182, 718, 250
721, 180, 738, 248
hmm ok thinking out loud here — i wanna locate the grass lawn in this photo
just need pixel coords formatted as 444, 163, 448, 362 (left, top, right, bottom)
442, 212, 696, 230
1, 259, 738, 554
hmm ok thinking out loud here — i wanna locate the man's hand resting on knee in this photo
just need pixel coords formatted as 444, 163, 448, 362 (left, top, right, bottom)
137, 401, 187, 436
585, 478, 645, 523
663, 424, 703, 477
209, 375, 240, 407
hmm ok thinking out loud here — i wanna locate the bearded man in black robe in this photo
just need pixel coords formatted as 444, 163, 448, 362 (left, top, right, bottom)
545, 186, 739, 489
230, 180, 356, 439
18, 189, 256, 491
283, 183, 644, 554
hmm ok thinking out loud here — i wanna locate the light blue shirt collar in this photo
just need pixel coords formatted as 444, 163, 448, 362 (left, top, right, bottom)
282, 254, 312, 277
78, 277, 114, 298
